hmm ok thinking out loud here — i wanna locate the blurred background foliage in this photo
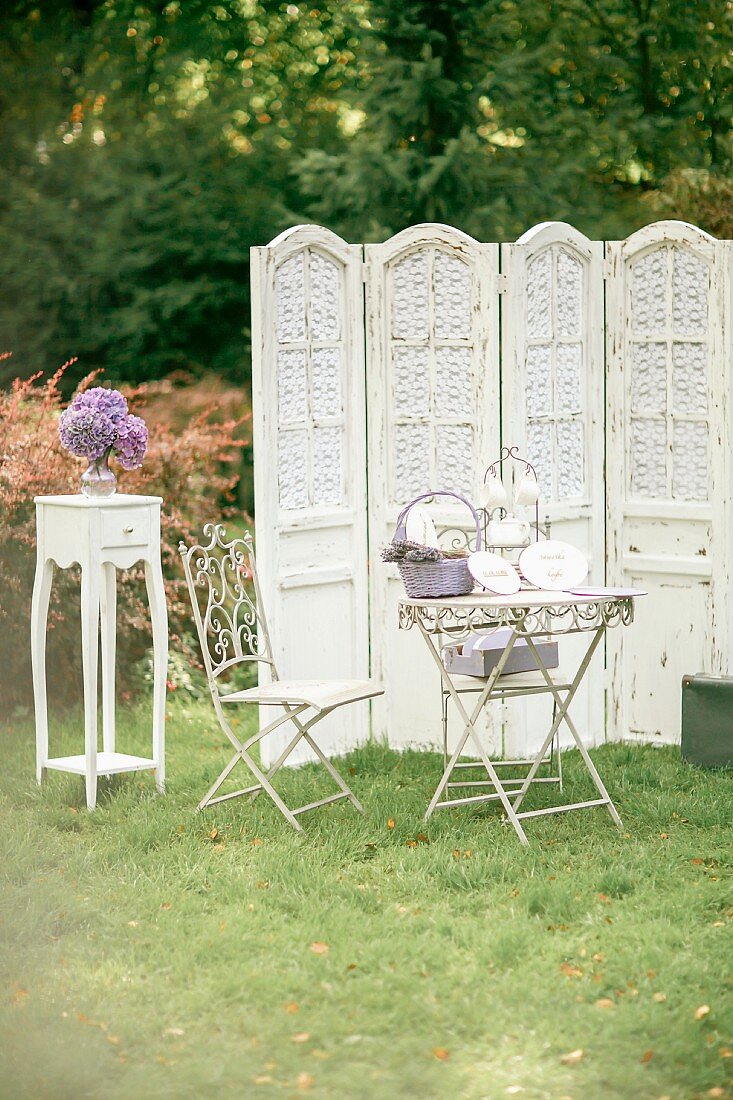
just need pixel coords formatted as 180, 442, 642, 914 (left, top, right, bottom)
1, 0, 733, 393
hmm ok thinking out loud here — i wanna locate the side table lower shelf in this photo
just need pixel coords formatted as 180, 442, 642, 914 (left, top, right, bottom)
45, 752, 157, 776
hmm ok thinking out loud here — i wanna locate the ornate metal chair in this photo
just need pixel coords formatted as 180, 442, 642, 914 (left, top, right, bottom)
179, 525, 384, 831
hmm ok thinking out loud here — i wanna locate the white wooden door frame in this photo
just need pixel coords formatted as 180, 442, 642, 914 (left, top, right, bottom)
251, 224, 370, 765
501, 221, 606, 751
606, 220, 732, 743
365, 223, 500, 750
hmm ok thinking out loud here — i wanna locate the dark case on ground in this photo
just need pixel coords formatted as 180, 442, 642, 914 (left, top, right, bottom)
681, 675, 733, 768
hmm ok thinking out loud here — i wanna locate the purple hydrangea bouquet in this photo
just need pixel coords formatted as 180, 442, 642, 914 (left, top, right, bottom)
59, 386, 148, 498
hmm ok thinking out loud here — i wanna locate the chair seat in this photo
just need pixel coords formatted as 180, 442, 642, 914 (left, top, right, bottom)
445, 669, 570, 692
220, 678, 384, 710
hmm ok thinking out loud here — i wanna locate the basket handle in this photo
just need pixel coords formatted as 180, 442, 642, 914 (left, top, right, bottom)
394, 491, 482, 552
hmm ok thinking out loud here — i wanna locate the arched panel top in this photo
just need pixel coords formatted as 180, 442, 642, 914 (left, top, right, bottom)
621, 220, 717, 260
515, 221, 595, 261
264, 223, 355, 266
372, 222, 483, 261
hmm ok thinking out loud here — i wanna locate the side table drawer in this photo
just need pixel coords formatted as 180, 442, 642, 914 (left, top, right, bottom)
101, 507, 150, 548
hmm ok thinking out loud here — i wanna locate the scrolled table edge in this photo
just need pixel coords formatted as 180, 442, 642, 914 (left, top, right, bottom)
397, 595, 635, 638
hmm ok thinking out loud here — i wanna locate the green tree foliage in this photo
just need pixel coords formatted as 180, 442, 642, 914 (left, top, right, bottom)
297, 0, 733, 240
1, 0, 731, 386
0, 0, 359, 387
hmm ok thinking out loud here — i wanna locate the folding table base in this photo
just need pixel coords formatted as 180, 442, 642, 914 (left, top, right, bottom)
420, 620, 624, 845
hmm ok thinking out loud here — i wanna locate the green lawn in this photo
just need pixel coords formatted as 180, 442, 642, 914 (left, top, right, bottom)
1, 698, 731, 1100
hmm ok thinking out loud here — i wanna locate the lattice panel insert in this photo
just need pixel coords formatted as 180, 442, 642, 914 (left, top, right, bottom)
525, 246, 586, 501
275, 249, 345, 509
388, 247, 478, 502
628, 244, 710, 501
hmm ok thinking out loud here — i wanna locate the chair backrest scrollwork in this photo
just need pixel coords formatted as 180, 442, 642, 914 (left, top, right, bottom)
179, 524, 277, 688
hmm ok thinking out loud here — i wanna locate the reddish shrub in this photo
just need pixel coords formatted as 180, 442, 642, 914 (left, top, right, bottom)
0, 363, 249, 710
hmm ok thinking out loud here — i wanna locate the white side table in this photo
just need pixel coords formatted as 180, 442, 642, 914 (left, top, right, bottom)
31, 494, 168, 809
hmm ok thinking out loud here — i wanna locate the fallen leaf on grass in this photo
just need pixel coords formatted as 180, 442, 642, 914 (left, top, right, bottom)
432, 1048, 450, 1061
386, 819, 395, 830
560, 1049, 584, 1066
653, 992, 667, 1003
291, 1032, 310, 1043
310, 941, 329, 956
592, 953, 604, 962
719, 1048, 733, 1059
595, 998, 614, 1009
695, 1004, 711, 1020
560, 962, 584, 979
127, 921, 139, 928
296, 1072, 314, 1090
708, 1088, 725, 1097
640, 1050, 654, 1063
406, 839, 417, 848
691, 857, 705, 865
209, 828, 219, 841
253, 1075, 273, 1085
284, 1002, 299, 1014
160, 902, 172, 910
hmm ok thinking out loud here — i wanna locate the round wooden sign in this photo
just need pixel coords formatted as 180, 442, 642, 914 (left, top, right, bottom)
518, 540, 589, 590
467, 551, 521, 595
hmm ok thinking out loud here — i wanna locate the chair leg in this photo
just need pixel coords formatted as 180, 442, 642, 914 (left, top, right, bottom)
302, 731, 364, 814
197, 751, 242, 811
257, 704, 364, 814
200, 703, 363, 831
249, 722, 307, 803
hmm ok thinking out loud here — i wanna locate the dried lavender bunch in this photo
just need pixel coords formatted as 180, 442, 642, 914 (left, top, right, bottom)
403, 546, 443, 563
381, 539, 444, 563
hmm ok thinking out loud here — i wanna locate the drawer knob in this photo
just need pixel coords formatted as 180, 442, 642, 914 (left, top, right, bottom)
123, 525, 134, 534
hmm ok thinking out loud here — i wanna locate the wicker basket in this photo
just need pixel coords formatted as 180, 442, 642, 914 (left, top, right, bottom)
393, 491, 482, 599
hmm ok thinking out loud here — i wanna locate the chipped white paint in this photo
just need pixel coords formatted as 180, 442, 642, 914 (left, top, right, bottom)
502, 222, 606, 755
251, 225, 370, 765
606, 221, 732, 745
364, 224, 500, 751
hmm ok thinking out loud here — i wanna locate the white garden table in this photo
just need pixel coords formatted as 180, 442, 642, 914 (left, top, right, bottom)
398, 590, 638, 844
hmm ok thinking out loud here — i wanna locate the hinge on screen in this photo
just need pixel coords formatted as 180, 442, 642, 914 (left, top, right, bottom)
602, 257, 614, 280
362, 262, 368, 284
497, 273, 509, 293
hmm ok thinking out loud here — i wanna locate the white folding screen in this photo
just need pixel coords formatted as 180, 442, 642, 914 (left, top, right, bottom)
365, 224, 500, 750
606, 221, 732, 744
251, 219, 732, 759
501, 222, 606, 754
251, 226, 370, 765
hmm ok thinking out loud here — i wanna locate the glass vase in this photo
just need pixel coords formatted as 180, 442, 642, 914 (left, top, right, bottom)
81, 451, 117, 498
